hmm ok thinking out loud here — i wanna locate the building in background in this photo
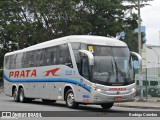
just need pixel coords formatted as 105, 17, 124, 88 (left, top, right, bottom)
134, 26, 146, 33
146, 31, 160, 69
146, 45, 160, 68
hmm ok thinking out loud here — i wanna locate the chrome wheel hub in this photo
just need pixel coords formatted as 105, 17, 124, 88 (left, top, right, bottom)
20, 92, 23, 101
67, 93, 74, 106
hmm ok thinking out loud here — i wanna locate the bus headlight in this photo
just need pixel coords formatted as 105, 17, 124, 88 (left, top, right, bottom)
131, 88, 135, 93
96, 88, 102, 92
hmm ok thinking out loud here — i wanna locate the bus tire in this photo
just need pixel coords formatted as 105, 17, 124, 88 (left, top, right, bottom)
101, 103, 114, 110
13, 88, 19, 102
65, 89, 78, 109
19, 88, 26, 103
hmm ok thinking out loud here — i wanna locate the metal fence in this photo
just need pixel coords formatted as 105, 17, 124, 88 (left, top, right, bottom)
135, 67, 160, 101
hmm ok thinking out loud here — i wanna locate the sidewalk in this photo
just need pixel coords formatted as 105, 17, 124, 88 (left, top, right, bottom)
114, 98, 160, 109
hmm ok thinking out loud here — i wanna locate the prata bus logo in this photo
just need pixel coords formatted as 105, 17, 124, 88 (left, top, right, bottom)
8, 68, 60, 78
44, 68, 60, 77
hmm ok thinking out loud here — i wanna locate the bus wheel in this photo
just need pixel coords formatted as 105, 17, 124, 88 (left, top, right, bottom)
13, 88, 19, 102
101, 103, 114, 110
19, 88, 26, 103
65, 89, 78, 109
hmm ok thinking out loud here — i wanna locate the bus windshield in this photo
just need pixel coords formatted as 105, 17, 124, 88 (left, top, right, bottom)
93, 46, 134, 86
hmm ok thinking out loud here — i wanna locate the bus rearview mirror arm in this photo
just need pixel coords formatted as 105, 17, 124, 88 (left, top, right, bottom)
79, 50, 94, 66
79, 50, 94, 82
131, 51, 144, 101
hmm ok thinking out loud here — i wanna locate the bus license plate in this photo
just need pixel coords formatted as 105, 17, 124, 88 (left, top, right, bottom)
114, 97, 122, 101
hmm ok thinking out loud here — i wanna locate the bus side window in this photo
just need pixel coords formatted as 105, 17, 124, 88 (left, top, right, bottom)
4, 56, 9, 69
44, 46, 58, 66
33, 50, 41, 67
25, 51, 35, 67
81, 56, 89, 79
21, 52, 26, 68
70, 42, 82, 72
59, 44, 72, 67
15, 53, 23, 69
9, 54, 17, 69
52, 46, 58, 65
39, 49, 45, 66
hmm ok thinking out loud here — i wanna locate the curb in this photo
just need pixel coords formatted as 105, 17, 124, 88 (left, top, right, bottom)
114, 104, 160, 110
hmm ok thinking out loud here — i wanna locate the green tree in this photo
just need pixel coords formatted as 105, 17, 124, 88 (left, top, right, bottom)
0, 0, 152, 66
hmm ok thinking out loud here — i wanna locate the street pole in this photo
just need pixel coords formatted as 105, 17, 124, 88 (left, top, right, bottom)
138, 0, 143, 101
146, 68, 148, 101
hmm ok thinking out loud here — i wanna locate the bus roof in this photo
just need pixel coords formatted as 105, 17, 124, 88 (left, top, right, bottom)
5, 35, 127, 56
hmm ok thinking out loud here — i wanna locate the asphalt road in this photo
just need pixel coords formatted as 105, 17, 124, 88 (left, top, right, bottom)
0, 93, 159, 119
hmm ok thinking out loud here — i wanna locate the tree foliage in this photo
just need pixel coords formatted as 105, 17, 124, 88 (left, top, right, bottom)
0, 0, 152, 67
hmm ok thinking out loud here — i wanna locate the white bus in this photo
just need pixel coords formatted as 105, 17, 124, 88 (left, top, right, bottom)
4, 35, 140, 109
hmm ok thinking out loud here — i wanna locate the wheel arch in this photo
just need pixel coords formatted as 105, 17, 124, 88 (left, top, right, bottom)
64, 84, 75, 101
12, 84, 18, 96
18, 84, 24, 91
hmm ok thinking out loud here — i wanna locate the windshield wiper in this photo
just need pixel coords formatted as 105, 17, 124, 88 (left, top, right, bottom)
112, 58, 129, 83
112, 57, 119, 82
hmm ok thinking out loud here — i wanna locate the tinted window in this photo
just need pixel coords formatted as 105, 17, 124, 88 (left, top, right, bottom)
36, 49, 45, 66
25, 51, 35, 67
9, 54, 17, 69
21, 52, 26, 68
45, 46, 58, 65
82, 57, 89, 78
15, 53, 23, 69
94, 46, 112, 56
4, 56, 9, 69
59, 44, 71, 65
8, 44, 72, 69
44, 44, 72, 67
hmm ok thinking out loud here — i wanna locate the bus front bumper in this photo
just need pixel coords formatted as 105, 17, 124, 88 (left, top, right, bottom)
90, 90, 135, 104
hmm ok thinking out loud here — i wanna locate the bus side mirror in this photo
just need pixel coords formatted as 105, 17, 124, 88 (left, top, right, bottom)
79, 50, 94, 81
79, 50, 94, 66
130, 52, 142, 69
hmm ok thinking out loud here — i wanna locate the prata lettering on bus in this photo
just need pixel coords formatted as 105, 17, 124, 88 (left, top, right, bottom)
44, 68, 60, 77
9, 69, 37, 78
9, 68, 60, 78
109, 88, 126, 91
